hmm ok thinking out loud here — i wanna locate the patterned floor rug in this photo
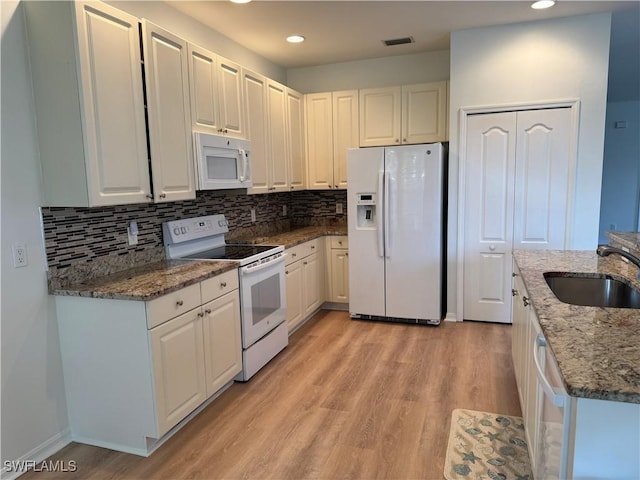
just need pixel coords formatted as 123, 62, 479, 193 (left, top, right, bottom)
444, 409, 532, 480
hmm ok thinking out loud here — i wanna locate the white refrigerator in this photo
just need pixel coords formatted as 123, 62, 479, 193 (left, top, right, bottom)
347, 143, 444, 325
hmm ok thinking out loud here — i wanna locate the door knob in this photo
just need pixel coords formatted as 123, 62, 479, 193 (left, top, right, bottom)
489, 245, 496, 251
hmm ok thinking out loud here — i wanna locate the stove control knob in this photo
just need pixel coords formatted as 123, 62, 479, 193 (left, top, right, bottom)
173, 227, 180, 235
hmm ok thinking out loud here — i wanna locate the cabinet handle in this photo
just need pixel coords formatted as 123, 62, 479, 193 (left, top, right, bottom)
285, 270, 289, 274
223, 129, 228, 133
292, 253, 297, 257
145, 194, 153, 200
512, 272, 519, 277
338, 241, 343, 245
403, 138, 407, 142
335, 184, 338, 188
328, 185, 333, 188
311, 245, 315, 249
205, 309, 212, 315
523, 296, 530, 307
512, 288, 518, 297
291, 186, 294, 190
345, 253, 349, 257
220, 282, 227, 288
303, 261, 308, 265
159, 193, 166, 199
176, 300, 184, 306
395, 138, 400, 143
197, 311, 204, 317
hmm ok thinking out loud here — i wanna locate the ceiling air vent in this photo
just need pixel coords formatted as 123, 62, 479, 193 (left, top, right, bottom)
382, 36, 414, 47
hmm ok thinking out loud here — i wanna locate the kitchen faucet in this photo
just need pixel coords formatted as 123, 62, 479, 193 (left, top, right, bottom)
596, 245, 640, 279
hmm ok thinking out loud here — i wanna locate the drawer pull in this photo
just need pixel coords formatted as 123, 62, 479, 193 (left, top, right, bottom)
512, 288, 518, 297
523, 296, 530, 307
338, 241, 343, 245
311, 245, 315, 249
197, 312, 204, 318
220, 282, 227, 288
292, 253, 297, 257
176, 300, 184, 306
205, 309, 212, 315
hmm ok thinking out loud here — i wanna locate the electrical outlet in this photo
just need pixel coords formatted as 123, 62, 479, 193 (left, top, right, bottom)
250, 208, 256, 223
282, 205, 287, 217
336, 203, 343, 214
12, 243, 28, 268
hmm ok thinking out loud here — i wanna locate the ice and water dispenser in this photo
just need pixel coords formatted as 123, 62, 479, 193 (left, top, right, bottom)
356, 193, 377, 228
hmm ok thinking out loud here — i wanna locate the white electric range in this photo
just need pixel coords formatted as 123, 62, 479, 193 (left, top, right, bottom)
163, 214, 288, 381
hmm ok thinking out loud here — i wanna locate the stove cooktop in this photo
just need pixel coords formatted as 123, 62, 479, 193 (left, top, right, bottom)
183, 244, 279, 261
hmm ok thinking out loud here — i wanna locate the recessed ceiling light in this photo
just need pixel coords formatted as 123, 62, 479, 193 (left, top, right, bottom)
230, 0, 251, 4
286, 35, 305, 44
531, 0, 556, 9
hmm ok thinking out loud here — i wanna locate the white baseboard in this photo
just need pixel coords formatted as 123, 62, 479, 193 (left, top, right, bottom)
444, 312, 460, 322
1, 429, 71, 480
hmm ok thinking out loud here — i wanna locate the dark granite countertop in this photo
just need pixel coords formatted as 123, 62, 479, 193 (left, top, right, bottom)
50, 260, 239, 301
50, 227, 348, 301
513, 250, 640, 404
233, 225, 348, 249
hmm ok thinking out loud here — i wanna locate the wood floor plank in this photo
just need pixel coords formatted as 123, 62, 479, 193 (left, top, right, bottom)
21, 311, 521, 480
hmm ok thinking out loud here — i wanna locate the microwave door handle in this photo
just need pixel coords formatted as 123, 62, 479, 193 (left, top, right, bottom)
238, 149, 247, 181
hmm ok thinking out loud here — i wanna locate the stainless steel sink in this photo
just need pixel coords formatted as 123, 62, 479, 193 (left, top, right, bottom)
544, 272, 640, 309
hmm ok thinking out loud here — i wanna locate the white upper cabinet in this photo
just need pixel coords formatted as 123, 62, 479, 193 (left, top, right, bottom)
266, 79, 289, 192
187, 43, 221, 134
25, 1, 152, 206
243, 69, 269, 195
306, 90, 358, 190
218, 57, 246, 138
359, 86, 401, 147
286, 88, 306, 191
359, 81, 448, 147
142, 21, 195, 203
402, 81, 448, 144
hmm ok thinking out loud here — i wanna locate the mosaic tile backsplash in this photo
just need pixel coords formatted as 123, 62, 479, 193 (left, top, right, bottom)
42, 190, 347, 273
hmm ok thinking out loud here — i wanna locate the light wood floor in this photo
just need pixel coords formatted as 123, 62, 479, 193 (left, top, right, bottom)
23, 311, 520, 480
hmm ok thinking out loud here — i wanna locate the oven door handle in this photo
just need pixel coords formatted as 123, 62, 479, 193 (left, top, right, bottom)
240, 253, 286, 275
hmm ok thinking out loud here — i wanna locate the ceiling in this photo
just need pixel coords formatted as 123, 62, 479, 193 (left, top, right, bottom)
167, 1, 640, 69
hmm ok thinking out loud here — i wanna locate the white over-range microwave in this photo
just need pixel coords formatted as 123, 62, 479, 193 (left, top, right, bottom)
194, 132, 252, 190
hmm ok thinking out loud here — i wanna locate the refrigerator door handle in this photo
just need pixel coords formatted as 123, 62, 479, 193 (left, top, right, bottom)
377, 170, 384, 257
384, 170, 391, 258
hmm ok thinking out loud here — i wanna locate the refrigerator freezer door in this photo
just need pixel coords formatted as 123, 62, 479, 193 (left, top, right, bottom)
384, 144, 443, 321
347, 147, 386, 317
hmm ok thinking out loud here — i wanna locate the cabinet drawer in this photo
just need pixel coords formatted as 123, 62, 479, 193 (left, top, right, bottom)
330, 236, 348, 249
286, 238, 323, 265
201, 269, 239, 304
146, 283, 201, 329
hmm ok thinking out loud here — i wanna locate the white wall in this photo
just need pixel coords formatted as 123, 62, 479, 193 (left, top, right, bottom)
598, 100, 640, 243
1, 1, 70, 472
448, 13, 611, 320
287, 50, 450, 93
108, 1, 286, 84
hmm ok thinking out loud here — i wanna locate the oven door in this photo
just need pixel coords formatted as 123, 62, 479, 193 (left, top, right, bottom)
239, 254, 286, 348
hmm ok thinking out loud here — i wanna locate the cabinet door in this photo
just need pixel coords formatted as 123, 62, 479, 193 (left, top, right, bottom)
305, 92, 334, 190
464, 112, 517, 323
285, 260, 304, 332
287, 88, 306, 191
74, 1, 151, 206
359, 86, 401, 147
267, 80, 289, 192
187, 43, 220, 134
243, 69, 269, 195
302, 252, 322, 317
402, 81, 447, 144
330, 249, 349, 303
511, 267, 529, 407
524, 308, 542, 475
217, 57, 245, 138
150, 308, 206, 436
332, 90, 358, 189
202, 291, 242, 397
142, 21, 195, 203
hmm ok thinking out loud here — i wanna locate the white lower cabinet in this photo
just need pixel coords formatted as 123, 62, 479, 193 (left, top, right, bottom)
512, 260, 640, 479
326, 236, 349, 304
285, 238, 324, 332
55, 269, 241, 456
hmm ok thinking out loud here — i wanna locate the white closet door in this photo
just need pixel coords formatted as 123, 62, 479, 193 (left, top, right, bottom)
464, 112, 517, 323
513, 108, 572, 250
